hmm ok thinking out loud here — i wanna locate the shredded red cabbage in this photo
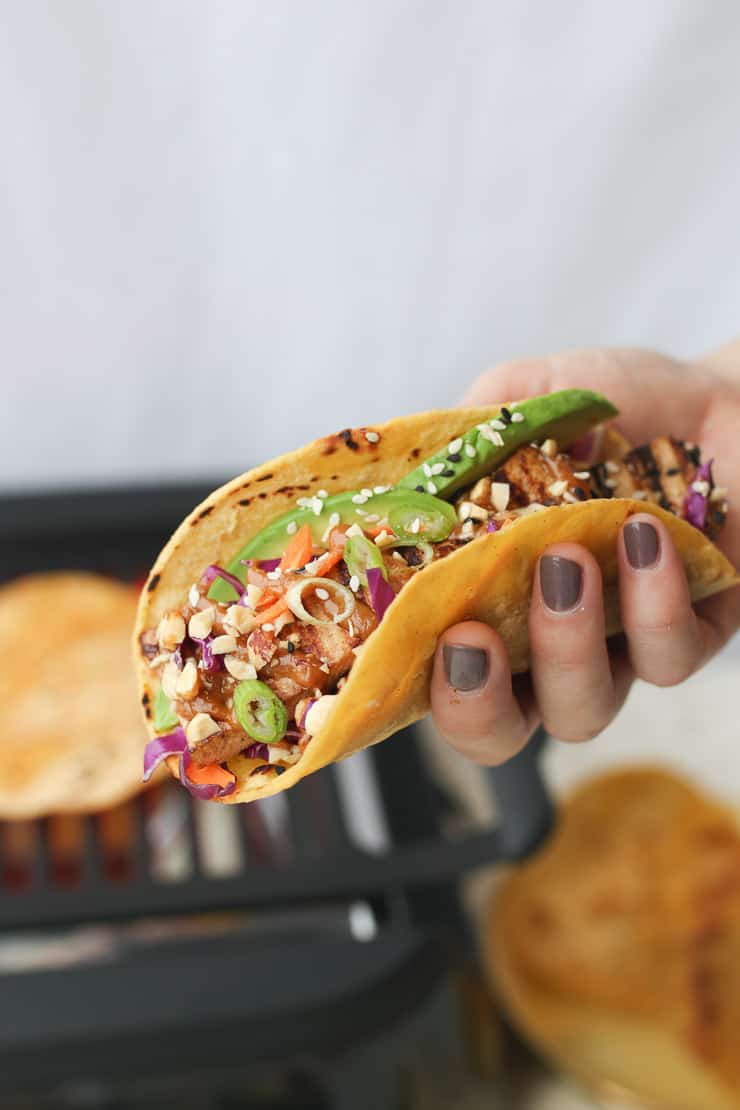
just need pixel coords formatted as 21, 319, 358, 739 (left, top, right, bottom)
366, 567, 395, 622
486, 520, 499, 533
682, 459, 713, 532
298, 699, 317, 729
192, 635, 222, 673
201, 564, 245, 600
257, 558, 281, 571
244, 741, 269, 761
143, 728, 187, 782
178, 747, 236, 800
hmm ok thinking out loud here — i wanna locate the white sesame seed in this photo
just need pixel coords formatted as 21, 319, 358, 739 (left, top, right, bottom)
448, 437, 463, 453
422, 463, 433, 478
286, 520, 298, 535
188, 584, 200, 606
374, 529, 394, 545
317, 489, 329, 499
296, 497, 313, 508
510, 411, 525, 423
373, 485, 390, 494
547, 479, 568, 498
266, 569, 282, 581
465, 443, 477, 458
479, 425, 496, 443
261, 623, 275, 632
562, 491, 579, 503
364, 513, 380, 523
311, 497, 323, 516
328, 512, 341, 528
604, 478, 618, 489
361, 488, 373, 498
573, 471, 591, 480
392, 551, 405, 561
345, 523, 364, 538
605, 461, 620, 474
315, 588, 329, 601
630, 490, 648, 500
365, 430, 380, 443
352, 493, 368, 505
490, 418, 507, 431
426, 481, 438, 494
460, 520, 475, 538
409, 518, 421, 534
430, 462, 445, 475
349, 575, 360, 592
355, 508, 368, 517
691, 479, 711, 496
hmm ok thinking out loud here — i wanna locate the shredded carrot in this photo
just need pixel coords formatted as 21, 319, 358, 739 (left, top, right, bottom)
185, 761, 236, 789
279, 524, 314, 571
255, 596, 290, 623
254, 545, 346, 624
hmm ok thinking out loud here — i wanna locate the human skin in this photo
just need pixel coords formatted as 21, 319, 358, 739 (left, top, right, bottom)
430, 345, 740, 764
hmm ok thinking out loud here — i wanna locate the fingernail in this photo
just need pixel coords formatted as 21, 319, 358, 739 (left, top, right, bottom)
539, 556, 583, 612
443, 645, 489, 691
624, 520, 660, 569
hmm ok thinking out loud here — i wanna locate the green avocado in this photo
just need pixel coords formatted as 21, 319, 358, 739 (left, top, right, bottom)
397, 389, 618, 501
209, 487, 457, 602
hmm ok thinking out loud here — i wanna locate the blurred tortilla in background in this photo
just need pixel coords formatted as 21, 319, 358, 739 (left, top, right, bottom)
485, 768, 740, 1110
0, 573, 154, 819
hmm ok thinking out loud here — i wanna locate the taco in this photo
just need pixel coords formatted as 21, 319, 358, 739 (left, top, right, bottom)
134, 389, 736, 803
0, 572, 155, 818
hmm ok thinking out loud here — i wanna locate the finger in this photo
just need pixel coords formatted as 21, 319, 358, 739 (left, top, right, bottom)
430, 622, 537, 766
530, 544, 627, 742
618, 515, 720, 686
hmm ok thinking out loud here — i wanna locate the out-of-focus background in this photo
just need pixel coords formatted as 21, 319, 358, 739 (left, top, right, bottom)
1, 3, 739, 1109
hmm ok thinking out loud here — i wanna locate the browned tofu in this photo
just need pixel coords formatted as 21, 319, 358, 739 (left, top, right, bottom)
489, 445, 592, 510
189, 728, 248, 767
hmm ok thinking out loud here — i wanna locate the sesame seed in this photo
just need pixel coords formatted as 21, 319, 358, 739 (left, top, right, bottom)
441, 468, 455, 477
478, 425, 496, 444
631, 490, 648, 500
510, 411, 525, 423
562, 491, 579, 503
572, 487, 587, 501
392, 551, 405, 561
605, 461, 620, 474
426, 481, 438, 494
490, 418, 507, 431
500, 406, 513, 422
422, 463, 433, 478
261, 623, 275, 632
374, 485, 390, 494
267, 569, 282, 581
328, 512, 340, 528
465, 443, 477, 458
361, 488, 373, 498
352, 493, 368, 505
188, 584, 200, 606
364, 513, 380, 523
365, 430, 380, 443
409, 518, 421, 534
349, 575, 360, 592
692, 479, 710, 496
317, 489, 328, 499
414, 484, 425, 493
296, 497, 313, 508
605, 478, 618, 489
447, 453, 461, 463
315, 587, 329, 601
345, 523, 364, 537
430, 462, 445, 476
573, 471, 591, 480
286, 520, 298, 536
547, 479, 568, 497
448, 437, 463, 453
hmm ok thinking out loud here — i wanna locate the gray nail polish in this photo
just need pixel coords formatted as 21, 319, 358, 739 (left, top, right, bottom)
624, 520, 660, 569
443, 645, 489, 691
539, 555, 583, 612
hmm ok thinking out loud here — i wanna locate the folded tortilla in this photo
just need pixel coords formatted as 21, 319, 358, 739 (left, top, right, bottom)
134, 406, 738, 803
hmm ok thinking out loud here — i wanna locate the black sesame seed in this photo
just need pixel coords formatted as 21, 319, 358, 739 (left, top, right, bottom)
414, 484, 425, 493
441, 468, 455, 477
573, 487, 587, 501
500, 407, 512, 424
287, 642, 295, 654
447, 452, 461, 463
666, 467, 680, 476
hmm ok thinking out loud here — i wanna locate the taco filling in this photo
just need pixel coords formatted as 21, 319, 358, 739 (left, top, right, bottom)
139, 391, 729, 797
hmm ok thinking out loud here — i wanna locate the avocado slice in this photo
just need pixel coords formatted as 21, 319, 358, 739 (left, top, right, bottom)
209, 487, 457, 602
397, 389, 618, 501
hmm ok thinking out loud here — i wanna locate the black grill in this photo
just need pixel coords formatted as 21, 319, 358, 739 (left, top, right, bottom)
0, 485, 553, 1107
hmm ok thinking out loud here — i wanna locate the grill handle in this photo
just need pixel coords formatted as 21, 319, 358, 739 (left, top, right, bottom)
484, 726, 553, 859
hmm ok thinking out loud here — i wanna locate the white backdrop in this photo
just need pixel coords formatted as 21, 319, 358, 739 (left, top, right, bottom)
2, 0, 739, 490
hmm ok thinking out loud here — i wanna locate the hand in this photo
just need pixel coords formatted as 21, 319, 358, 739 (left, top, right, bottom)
431, 346, 740, 764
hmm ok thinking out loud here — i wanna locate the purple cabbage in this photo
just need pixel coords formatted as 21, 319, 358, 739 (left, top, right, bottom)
201, 564, 245, 600
142, 728, 187, 782
244, 742, 270, 761
366, 567, 395, 622
178, 748, 236, 800
192, 635, 222, 673
486, 520, 499, 533
682, 459, 714, 533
